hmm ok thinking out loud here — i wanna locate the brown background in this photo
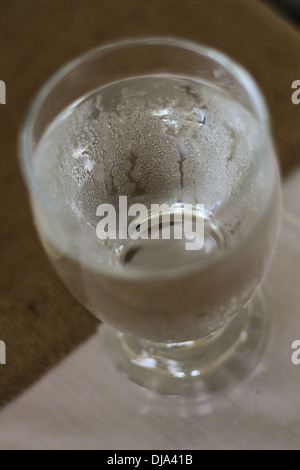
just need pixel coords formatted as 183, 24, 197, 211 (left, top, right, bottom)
0, 0, 299, 408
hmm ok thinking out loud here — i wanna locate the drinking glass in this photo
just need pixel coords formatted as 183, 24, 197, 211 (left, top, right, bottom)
19, 38, 281, 397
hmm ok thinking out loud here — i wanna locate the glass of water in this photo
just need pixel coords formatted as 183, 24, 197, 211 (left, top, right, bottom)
19, 38, 280, 397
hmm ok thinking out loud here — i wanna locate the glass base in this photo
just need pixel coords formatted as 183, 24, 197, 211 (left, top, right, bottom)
99, 291, 270, 398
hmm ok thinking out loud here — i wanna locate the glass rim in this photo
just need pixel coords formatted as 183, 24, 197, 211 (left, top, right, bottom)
19, 36, 271, 209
